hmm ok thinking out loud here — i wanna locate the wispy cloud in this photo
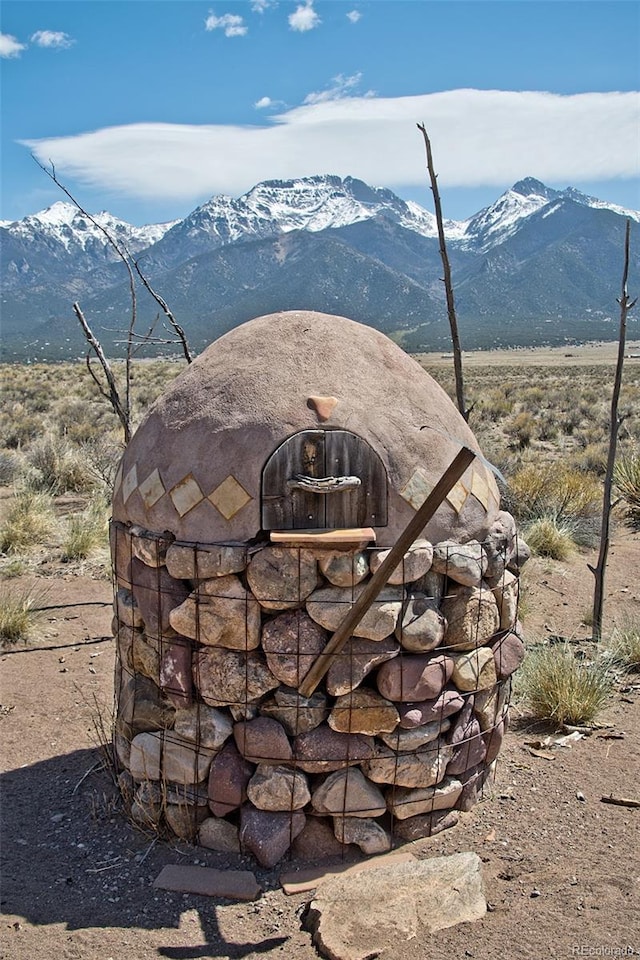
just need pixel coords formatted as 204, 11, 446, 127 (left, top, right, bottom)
205, 12, 248, 37
0, 32, 27, 58
251, 0, 274, 11
22, 90, 640, 204
31, 30, 74, 49
289, 1, 321, 32
346, 10, 362, 24
303, 73, 372, 104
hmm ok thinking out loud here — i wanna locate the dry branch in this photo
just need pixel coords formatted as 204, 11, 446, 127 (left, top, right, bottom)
74, 303, 132, 442
589, 220, 637, 641
600, 795, 640, 809
417, 123, 468, 420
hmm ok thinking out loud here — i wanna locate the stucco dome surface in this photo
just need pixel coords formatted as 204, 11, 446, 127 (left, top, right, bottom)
112, 311, 500, 546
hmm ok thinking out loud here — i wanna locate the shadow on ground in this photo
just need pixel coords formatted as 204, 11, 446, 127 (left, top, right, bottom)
1, 748, 289, 958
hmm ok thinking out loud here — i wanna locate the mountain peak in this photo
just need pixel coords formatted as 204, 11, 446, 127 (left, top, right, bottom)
32, 200, 79, 227
511, 178, 558, 200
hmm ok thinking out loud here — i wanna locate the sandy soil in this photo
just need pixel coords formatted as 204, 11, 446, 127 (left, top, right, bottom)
1, 536, 639, 960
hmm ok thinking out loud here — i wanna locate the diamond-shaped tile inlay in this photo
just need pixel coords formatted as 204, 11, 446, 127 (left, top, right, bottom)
446, 481, 469, 514
113, 460, 124, 496
139, 468, 166, 510
208, 475, 252, 521
470, 466, 492, 511
400, 467, 432, 511
121, 464, 138, 503
169, 473, 205, 517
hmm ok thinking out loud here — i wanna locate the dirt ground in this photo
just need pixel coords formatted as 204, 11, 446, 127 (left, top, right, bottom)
1, 530, 639, 960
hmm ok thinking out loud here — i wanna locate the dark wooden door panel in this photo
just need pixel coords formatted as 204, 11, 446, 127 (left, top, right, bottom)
261, 429, 387, 530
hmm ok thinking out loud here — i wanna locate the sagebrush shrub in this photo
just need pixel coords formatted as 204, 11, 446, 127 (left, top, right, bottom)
0, 489, 56, 554
518, 643, 613, 725
25, 433, 95, 494
614, 453, 640, 528
0, 583, 49, 643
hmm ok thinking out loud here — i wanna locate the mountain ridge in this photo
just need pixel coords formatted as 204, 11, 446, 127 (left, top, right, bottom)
1, 174, 638, 360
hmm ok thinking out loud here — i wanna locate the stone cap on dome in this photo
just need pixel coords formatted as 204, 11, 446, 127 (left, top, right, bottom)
112, 311, 500, 546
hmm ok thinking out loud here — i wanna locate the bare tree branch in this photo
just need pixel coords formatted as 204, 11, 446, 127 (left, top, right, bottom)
591, 219, 635, 642
74, 302, 131, 442
132, 257, 193, 363
417, 123, 468, 421
34, 158, 194, 442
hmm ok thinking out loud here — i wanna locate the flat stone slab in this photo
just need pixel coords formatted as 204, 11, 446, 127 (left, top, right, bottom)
304, 852, 486, 960
280, 850, 415, 895
152, 864, 261, 901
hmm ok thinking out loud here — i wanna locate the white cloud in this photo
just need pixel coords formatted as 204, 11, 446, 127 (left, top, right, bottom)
205, 12, 248, 37
31, 30, 74, 49
251, 0, 273, 11
304, 73, 364, 104
289, 1, 321, 32
255, 96, 273, 109
0, 32, 27, 58
346, 10, 362, 23
22, 90, 640, 205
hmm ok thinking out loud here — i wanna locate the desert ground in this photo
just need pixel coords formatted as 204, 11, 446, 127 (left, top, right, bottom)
1, 346, 639, 960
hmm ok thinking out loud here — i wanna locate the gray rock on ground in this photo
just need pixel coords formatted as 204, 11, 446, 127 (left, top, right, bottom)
304, 852, 486, 960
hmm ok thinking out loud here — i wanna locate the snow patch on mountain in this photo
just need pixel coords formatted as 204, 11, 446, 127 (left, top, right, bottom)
562, 187, 640, 223
3, 200, 177, 255
460, 180, 554, 250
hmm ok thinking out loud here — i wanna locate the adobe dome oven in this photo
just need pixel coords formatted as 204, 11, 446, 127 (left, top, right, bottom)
110, 311, 527, 866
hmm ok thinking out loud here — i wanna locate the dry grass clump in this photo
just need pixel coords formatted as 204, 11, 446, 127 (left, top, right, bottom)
509, 463, 602, 522
505, 462, 602, 554
25, 433, 96, 494
614, 453, 640, 528
606, 623, 640, 673
524, 517, 575, 561
0, 449, 21, 485
62, 497, 109, 561
0, 489, 56, 554
518, 643, 614, 725
0, 582, 49, 643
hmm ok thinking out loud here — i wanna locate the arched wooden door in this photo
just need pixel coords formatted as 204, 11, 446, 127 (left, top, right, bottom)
261, 430, 388, 530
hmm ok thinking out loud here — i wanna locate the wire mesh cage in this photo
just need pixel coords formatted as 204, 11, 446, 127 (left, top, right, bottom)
111, 521, 526, 867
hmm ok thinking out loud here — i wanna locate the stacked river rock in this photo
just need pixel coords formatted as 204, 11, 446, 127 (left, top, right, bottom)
112, 512, 528, 868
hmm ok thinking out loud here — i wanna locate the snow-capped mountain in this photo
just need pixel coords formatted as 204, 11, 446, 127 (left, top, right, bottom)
460, 177, 639, 251
2, 200, 177, 256
1, 174, 638, 360
143, 175, 450, 269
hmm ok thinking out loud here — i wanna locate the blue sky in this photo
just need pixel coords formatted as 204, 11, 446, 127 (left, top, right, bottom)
1, 0, 639, 226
